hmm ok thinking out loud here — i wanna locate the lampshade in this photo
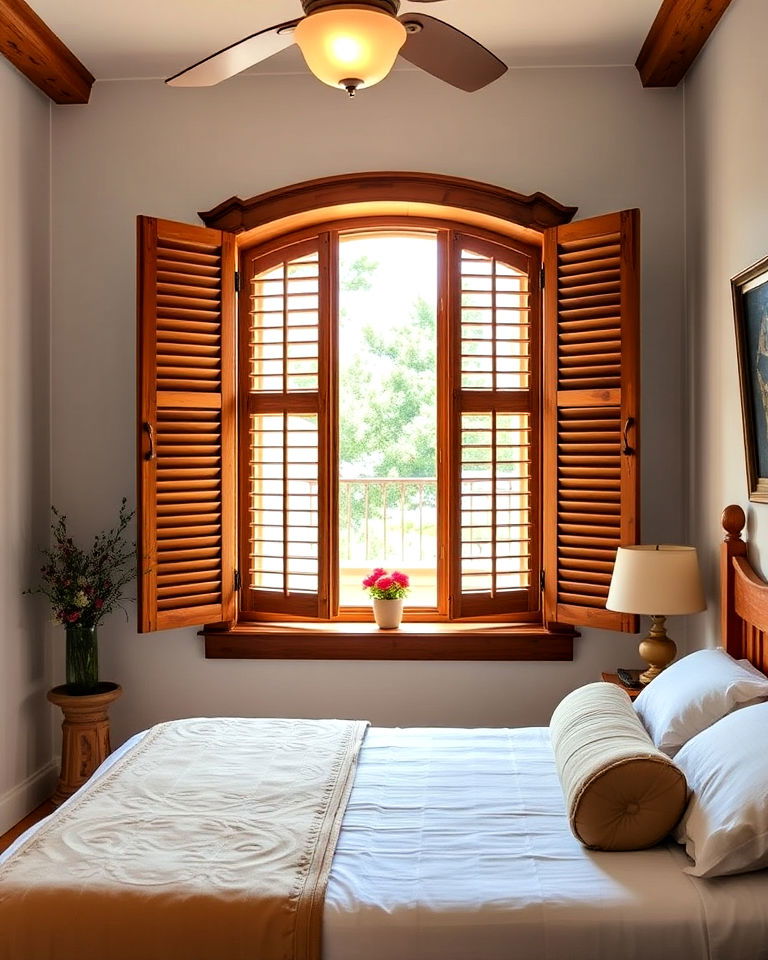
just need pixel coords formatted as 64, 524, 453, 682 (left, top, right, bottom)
606, 545, 706, 616
294, 7, 407, 91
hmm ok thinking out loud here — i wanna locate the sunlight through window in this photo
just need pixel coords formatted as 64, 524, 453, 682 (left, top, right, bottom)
338, 233, 438, 608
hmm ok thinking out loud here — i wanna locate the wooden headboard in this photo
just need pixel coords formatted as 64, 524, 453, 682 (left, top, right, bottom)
722, 504, 768, 674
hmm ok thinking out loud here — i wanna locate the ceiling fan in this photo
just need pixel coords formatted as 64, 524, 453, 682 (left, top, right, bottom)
166, 0, 507, 97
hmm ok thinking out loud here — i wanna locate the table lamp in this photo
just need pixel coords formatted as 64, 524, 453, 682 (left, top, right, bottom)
606, 545, 706, 685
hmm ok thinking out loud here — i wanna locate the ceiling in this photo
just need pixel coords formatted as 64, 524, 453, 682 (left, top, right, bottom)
31, 0, 662, 81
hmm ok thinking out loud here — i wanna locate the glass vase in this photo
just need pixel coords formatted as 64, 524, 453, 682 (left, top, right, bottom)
65, 624, 99, 694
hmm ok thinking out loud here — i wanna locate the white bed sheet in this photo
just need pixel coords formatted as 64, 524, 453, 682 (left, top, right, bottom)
326, 727, 707, 960
4, 725, 768, 960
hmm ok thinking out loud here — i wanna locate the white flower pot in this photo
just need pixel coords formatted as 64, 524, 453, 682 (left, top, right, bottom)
372, 598, 404, 630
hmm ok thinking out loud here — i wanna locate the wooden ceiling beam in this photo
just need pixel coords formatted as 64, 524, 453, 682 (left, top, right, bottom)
636, 0, 734, 87
0, 0, 94, 103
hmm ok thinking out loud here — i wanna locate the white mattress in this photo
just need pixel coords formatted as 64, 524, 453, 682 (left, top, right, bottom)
4, 725, 768, 960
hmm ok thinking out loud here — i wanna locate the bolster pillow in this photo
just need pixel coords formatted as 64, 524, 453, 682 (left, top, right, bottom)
550, 683, 687, 851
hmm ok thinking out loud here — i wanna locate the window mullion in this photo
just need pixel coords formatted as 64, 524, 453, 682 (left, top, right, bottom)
491, 254, 498, 600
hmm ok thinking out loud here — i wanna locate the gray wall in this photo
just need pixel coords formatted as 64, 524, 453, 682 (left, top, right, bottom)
685, 0, 768, 643
50, 66, 686, 744
0, 59, 53, 832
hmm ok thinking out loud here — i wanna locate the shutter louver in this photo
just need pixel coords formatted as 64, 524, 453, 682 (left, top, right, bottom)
138, 217, 236, 633
543, 210, 639, 632
451, 235, 540, 619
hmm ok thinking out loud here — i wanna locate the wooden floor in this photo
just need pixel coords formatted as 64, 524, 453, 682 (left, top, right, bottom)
0, 800, 56, 855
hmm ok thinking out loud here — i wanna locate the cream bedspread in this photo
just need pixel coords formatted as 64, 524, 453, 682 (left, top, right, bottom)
0, 717, 368, 960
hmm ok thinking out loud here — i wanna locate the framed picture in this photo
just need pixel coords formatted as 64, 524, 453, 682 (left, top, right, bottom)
733, 254, 768, 502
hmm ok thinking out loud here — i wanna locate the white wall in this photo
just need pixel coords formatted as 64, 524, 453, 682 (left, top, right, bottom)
51, 66, 686, 742
685, 0, 768, 644
0, 59, 54, 832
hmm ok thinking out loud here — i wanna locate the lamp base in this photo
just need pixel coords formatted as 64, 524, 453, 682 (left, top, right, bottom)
638, 615, 677, 685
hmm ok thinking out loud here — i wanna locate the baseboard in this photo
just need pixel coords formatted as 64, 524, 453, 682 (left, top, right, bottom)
0, 761, 59, 835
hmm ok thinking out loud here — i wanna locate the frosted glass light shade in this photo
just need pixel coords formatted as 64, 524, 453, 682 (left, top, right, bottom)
294, 7, 407, 90
606, 545, 706, 616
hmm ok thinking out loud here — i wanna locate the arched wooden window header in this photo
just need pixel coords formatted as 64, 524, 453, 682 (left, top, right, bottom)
199, 172, 577, 246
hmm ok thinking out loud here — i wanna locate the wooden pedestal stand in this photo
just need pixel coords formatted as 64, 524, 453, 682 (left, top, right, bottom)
47, 682, 122, 806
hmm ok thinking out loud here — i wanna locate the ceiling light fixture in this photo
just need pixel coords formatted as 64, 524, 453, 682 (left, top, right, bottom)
294, 2, 407, 97
166, 0, 508, 97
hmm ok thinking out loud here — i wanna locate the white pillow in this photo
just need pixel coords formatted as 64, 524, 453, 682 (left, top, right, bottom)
634, 648, 768, 757
738, 658, 768, 681
674, 701, 768, 878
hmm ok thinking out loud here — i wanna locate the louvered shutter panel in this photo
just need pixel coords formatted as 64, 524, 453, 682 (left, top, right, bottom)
451, 234, 540, 619
239, 235, 331, 620
543, 210, 639, 632
137, 217, 236, 633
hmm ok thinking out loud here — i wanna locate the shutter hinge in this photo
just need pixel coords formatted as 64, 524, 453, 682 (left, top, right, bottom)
540, 265, 545, 289
234, 271, 240, 293
234, 569, 241, 591
540, 570, 545, 591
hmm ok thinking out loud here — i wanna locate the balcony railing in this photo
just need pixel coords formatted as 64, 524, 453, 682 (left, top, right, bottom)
339, 477, 437, 566
337, 475, 528, 606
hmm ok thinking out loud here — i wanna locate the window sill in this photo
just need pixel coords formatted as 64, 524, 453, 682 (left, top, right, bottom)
202, 621, 575, 661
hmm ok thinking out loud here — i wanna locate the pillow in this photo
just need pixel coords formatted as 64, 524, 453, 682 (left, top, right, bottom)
550, 683, 687, 851
738, 658, 768, 681
634, 648, 768, 757
674, 700, 768, 878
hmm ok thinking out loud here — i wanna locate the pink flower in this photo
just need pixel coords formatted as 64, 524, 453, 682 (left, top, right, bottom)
66, 611, 80, 623
375, 576, 395, 592
362, 567, 386, 588
94, 599, 104, 610
391, 571, 410, 588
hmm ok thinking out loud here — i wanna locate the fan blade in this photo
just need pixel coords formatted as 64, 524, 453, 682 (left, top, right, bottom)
167, 19, 301, 87
398, 14, 507, 92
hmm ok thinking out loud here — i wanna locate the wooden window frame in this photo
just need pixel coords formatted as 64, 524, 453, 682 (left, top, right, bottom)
231, 217, 544, 632
138, 173, 639, 661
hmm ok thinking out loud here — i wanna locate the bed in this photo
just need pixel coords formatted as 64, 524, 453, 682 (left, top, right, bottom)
2, 504, 768, 960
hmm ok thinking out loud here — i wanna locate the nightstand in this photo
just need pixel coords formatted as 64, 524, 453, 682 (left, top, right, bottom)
48, 682, 122, 805
601, 672, 642, 701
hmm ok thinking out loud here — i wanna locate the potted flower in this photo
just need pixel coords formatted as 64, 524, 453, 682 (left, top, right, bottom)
362, 568, 410, 629
26, 499, 135, 694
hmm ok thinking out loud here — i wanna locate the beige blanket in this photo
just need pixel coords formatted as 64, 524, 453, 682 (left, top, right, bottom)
0, 717, 369, 960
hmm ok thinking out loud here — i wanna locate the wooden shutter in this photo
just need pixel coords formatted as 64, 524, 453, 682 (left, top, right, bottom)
137, 217, 236, 633
450, 234, 540, 619
543, 210, 639, 631
239, 235, 332, 620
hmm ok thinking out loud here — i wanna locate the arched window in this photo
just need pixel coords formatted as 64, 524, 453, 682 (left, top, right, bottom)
137, 174, 639, 660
